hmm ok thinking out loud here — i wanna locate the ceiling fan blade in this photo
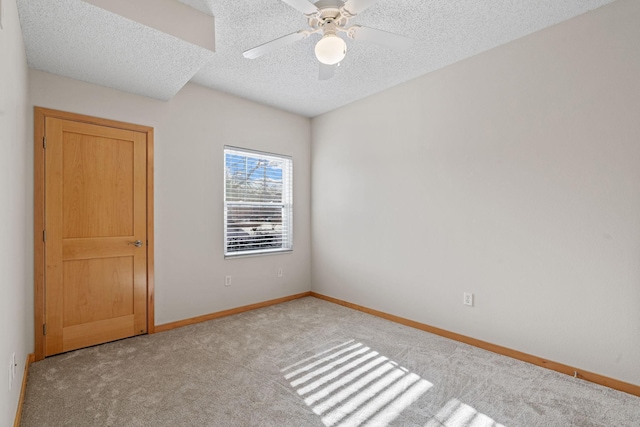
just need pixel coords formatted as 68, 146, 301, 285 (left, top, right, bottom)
243, 31, 308, 59
342, 0, 380, 16
281, 0, 320, 15
349, 25, 413, 51
319, 63, 335, 80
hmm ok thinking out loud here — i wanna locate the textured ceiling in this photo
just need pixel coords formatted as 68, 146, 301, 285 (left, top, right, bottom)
17, 0, 215, 101
17, 0, 616, 116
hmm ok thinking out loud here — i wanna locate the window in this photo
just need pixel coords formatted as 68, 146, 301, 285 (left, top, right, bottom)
224, 147, 293, 257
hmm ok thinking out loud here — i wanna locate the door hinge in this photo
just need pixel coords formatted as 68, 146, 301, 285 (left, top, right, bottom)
43, 136, 47, 149
43, 324, 47, 336
43, 230, 46, 242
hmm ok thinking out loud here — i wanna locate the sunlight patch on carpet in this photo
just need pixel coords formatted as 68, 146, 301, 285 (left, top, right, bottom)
425, 398, 506, 427
282, 340, 433, 426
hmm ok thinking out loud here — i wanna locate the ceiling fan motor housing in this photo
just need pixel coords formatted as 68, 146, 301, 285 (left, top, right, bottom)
308, 0, 349, 30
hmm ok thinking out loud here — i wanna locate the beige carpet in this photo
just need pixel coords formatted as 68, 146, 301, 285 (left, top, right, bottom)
21, 297, 640, 426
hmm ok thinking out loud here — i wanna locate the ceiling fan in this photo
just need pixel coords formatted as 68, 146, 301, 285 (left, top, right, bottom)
242, 0, 414, 80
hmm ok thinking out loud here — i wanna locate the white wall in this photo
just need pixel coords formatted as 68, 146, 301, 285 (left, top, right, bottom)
0, 0, 31, 424
29, 71, 312, 325
311, 0, 640, 386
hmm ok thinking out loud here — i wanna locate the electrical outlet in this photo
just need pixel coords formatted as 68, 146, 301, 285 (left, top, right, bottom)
463, 292, 474, 307
8, 362, 12, 391
277, 267, 283, 278
225, 275, 232, 287
11, 353, 16, 378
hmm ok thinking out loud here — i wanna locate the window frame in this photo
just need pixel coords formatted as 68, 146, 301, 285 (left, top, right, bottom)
223, 146, 293, 258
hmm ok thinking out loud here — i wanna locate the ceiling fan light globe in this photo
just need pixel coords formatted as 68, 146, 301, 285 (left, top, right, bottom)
315, 34, 347, 65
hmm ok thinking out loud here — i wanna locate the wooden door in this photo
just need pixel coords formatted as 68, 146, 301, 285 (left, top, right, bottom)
43, 117, 149, 356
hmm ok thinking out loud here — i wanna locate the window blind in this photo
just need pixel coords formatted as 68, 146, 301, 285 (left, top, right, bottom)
224, 147, 293, 256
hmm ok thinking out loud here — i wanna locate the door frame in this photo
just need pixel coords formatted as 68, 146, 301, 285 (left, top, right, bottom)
34, 107, 155, 361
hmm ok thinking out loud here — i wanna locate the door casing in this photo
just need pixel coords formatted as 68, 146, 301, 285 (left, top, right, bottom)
34, 107, 155, 361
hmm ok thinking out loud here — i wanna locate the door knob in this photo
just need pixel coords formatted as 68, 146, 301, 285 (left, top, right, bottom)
129, 240, 143, 247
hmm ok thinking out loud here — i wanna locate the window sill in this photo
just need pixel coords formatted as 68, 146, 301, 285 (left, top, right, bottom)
224, 249, 293, 260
